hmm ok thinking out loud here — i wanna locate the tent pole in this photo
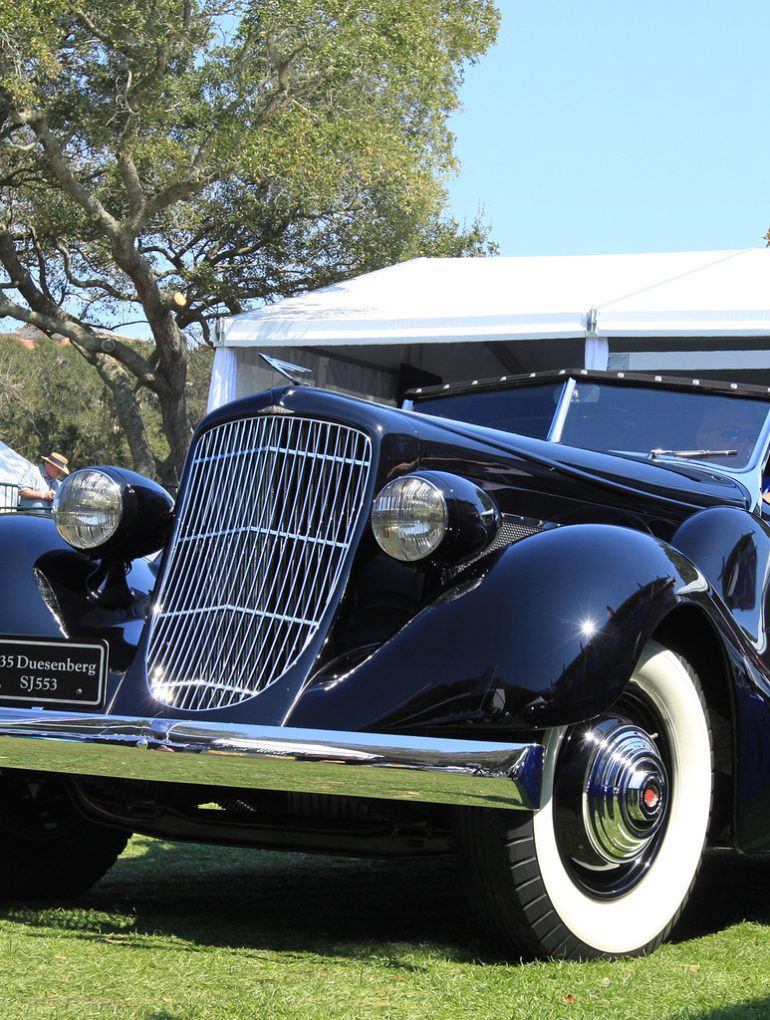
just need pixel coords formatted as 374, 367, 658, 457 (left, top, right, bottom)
584, 307, 609, 370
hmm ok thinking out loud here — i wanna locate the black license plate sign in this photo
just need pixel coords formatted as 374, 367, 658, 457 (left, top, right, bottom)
0, 638, 107, 706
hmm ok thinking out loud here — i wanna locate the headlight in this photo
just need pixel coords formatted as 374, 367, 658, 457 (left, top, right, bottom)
371, 471, 500, 564
53, 466, 173, 559
53, 469, 122, 549
371, 476, 448, 562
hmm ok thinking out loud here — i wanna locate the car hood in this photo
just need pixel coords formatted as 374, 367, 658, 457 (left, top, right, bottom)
200, 385, 753, 516
404, 409, 754, 514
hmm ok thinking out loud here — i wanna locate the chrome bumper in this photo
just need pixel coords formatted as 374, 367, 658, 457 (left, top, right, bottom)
0, 710, 543, 811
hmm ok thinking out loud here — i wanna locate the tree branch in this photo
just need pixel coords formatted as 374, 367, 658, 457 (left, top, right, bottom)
0, 291, 160, 392
138, 243, 184, 269
0, 229, 60, 319
12, 111, 120, 239
118, 150, 146, 217
0, 232, 158, 390
71, 8, 125, 51
55, 242, 136, 302
144, 174, 215, 221
28, 226, 53, 303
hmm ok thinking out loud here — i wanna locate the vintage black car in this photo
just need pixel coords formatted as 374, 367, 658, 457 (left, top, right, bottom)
1, 366, 770, 960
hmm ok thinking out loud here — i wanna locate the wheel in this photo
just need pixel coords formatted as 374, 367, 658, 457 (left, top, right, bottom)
0, 772, 129, 900
456, 641, 713, 959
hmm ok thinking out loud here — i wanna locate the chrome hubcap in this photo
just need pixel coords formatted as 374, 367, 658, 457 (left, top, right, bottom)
582, 721, 668, 864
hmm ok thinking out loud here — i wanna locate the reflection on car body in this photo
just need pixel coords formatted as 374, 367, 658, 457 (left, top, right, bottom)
2, 367, 770, 959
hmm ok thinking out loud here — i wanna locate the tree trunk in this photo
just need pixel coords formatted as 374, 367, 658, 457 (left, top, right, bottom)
68, 342, 157, 478
94, 356, 158, 479
146, 316, 190, 487
111, 235, 193, 484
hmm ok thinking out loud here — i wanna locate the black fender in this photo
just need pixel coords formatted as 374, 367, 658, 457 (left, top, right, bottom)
671, 507, 770, 852
288, 523, 715, 733
671, 506, 770, 657
0, 515, 75, 637
0, 514, 157, 674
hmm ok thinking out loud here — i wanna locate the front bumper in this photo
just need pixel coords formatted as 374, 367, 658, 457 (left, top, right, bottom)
0, 710, 543, 811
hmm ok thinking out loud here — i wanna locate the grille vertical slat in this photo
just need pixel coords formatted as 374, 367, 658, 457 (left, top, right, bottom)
237, 416, 312, 696
167, 418, 252, 696
147, 414, 372, 711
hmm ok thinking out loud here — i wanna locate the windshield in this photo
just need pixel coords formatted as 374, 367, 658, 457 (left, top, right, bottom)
413, 383, 562, 439
562, 383, 769, 468
415, 380, 770, 470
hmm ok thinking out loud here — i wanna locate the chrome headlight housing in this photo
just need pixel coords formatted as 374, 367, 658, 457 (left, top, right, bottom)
371, 475, 448, 562
53, 466, 173, 559
371, 471, 500, 564
53, 469, 122, 549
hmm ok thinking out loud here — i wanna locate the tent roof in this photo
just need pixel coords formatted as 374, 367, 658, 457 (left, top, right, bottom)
221, 248, 770, 348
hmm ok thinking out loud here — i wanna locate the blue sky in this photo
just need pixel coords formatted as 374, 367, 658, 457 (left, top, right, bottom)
446, 0, 770, 256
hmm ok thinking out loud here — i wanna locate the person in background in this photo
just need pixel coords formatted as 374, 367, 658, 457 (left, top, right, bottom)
17, 451, 70, 512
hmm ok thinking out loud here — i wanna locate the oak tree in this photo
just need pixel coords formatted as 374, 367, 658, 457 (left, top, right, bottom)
0, 0, 498, 482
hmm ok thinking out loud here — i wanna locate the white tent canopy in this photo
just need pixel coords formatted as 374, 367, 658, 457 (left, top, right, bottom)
0, 440, 33, 510
210, 248, 770, 410
0, 440, 32, 483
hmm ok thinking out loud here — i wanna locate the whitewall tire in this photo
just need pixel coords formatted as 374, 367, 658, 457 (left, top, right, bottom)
456, 641, 713, 959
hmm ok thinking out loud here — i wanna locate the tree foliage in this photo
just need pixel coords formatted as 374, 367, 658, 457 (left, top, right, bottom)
0, 0, 498, 482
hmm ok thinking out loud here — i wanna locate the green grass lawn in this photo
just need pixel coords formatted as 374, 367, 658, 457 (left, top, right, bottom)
1, 836, 770, 1019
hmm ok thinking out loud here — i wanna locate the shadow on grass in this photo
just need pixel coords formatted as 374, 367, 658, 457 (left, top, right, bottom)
1, 837, 492, 963
693, 1003, 770, 1020
2, 838, 770, 966
674, 849, 770, 942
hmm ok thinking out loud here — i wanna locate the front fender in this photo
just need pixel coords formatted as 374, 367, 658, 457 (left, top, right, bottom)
0, 515, 83, 637
671, 506, 770, 657
288, 524, 711, 733
670, 507, 770, 852
0, 514, 157, 673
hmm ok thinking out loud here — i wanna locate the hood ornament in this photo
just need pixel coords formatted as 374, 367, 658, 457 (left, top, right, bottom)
259, 352, 313, 386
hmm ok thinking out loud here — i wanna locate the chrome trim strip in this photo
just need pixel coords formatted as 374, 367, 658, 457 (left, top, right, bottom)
0, 711, 543, 811
548, 377, 575, 443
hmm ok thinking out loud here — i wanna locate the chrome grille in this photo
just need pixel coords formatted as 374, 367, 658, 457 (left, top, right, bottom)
146, 414, 372, 711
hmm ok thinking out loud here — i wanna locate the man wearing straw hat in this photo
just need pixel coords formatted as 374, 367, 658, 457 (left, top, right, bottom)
17, 451, 70, 513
